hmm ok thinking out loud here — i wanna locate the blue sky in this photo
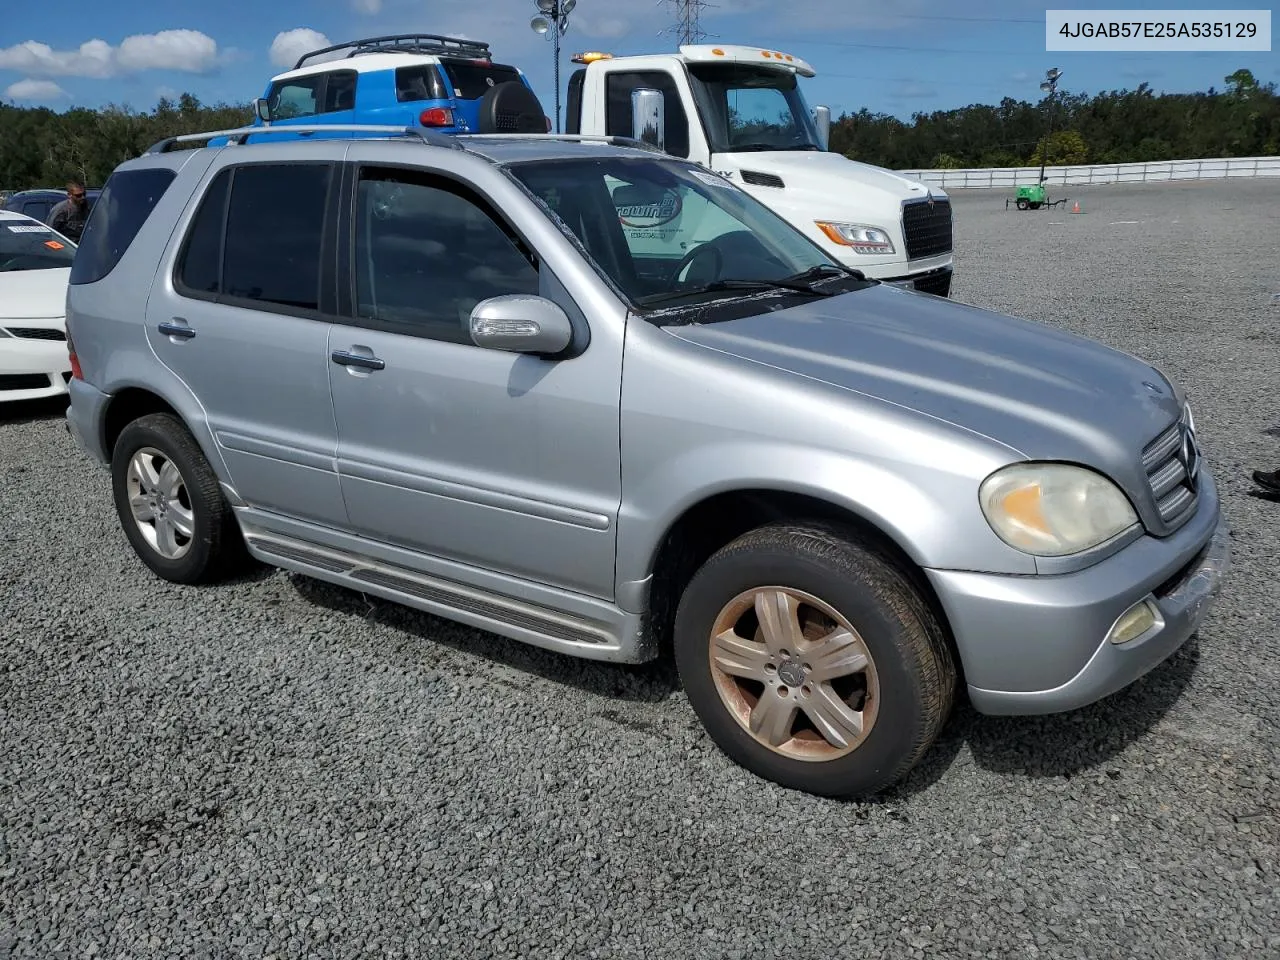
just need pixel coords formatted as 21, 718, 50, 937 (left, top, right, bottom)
2, 0, 1275, 120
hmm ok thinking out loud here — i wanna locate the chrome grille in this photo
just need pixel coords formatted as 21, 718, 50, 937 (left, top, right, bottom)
901, 196, 953, 260
1142, 408, 1201, 530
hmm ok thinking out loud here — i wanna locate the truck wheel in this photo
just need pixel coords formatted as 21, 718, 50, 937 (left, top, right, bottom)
672, 521, 956, 798
110, 412, 248, 585
1016, 198, 1030, 210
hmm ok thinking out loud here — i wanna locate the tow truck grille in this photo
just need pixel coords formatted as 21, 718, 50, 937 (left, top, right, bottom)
901, 197, 952, 261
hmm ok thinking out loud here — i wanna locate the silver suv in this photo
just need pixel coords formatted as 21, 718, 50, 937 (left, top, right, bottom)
64, 123, 1229, 798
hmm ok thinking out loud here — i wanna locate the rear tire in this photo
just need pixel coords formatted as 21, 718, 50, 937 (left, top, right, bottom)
110, 412, 248, 585
1016, 198, 1030, 210
673, 521, 956, 798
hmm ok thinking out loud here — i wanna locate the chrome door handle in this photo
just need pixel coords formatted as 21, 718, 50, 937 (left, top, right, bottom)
158, 319, 195, 340
330, 350, 385, 371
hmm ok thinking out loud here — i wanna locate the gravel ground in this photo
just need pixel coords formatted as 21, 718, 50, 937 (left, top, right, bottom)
2, 178, 1279, 959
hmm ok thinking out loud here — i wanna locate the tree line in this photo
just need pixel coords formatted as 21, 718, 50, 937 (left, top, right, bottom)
1, 69, 1276, 189
830, 69, 1279, 170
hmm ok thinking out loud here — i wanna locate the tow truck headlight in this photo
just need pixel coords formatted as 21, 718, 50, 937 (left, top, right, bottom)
979, 463, 1140, 557
815, 221, 896, 255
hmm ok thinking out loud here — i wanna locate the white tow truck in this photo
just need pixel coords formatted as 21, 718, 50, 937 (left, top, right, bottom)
562, 44, 954, 296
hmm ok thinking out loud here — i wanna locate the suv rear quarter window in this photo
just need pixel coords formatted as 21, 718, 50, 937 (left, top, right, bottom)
395, 65, 449, 102
69, 167, 177, 285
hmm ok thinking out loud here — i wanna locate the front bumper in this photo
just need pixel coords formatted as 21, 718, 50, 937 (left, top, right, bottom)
1, 338, 72, 402
927, 471, 1229, 715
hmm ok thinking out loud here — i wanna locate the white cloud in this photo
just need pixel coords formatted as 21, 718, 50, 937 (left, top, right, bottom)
117, 30, 219, 73
4, 78, 69, 101
269, 28, 333, 69
0, 39, 114, 78
352, 0, 383, 12
0, 30, 219, 78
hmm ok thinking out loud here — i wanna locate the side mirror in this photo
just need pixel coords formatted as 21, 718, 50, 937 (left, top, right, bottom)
631, 88, 666, 152
812, 105, 831, 151
255, 97, 272, 124
470, 295, 573, 356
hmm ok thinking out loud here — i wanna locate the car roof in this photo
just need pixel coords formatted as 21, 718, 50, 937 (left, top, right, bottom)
0, 209, 50, 223
270, 53, 448, 82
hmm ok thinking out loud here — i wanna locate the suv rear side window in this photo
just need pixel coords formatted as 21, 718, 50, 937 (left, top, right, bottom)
69, 168, 177, 285
174, 162, 333, 314
395, 65, 448, 102
439, 60, 522, 99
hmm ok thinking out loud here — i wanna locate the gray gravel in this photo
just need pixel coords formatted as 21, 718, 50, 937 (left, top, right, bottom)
2, 178, 1279, 959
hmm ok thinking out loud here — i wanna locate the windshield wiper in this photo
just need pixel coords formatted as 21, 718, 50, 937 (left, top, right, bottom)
780, 263, 867, 284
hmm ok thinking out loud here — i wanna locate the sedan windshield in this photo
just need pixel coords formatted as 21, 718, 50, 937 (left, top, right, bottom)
687, 63, 824, 153
506, 156, 869, 313
0, 221, 76, 271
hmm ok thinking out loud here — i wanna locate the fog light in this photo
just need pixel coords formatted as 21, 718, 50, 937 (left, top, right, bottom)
1108, 599, 1161, 645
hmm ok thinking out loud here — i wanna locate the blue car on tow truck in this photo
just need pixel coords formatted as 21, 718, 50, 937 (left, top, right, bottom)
211, 33, 549, 145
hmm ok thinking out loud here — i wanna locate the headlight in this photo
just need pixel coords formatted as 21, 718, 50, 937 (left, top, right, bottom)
815, 221, 896, 255
979, 463, 1139, 557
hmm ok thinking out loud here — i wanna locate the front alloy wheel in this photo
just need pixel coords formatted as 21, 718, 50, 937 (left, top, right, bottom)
673, 521, 957, 798
709, 587, 880, 761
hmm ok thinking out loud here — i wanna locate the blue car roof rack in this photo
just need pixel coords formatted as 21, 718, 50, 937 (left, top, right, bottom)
143, 123, 466, 154
293, 34, 492, 70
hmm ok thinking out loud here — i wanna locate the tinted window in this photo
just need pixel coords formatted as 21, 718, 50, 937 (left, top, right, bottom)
396, 65, 448, 102
220, 164, 331, 312
175, 169, 230, 295
323, 71, 357, 112
353, 168, 538, 344
24, 201, 53, 221
605, 71, 691, 158
439, 60, 523, 99
70, 168, 177, 285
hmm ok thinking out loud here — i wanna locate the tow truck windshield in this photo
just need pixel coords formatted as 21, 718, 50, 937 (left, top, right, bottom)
686, 62, 824, 154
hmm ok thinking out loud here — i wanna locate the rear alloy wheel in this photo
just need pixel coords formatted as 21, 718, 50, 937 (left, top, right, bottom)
673, 521, 956, 798
110, 412, 248, 585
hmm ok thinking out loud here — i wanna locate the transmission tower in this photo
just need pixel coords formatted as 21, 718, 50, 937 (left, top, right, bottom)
660, 0, 715, 45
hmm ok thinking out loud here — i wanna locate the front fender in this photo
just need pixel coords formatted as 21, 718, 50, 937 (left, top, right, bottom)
614, 438, 1040, 601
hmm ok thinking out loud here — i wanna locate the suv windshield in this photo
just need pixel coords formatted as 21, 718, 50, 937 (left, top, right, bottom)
506, 156, 867, 313
0, 221, 76, 271
687, 63, 823, 153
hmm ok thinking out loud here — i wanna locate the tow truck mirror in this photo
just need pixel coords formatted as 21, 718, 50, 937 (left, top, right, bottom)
254, 98, 272, 124
631, 88, 666, 152
813, 105, 831, 151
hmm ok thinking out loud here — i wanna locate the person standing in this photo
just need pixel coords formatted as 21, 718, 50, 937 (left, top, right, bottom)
46, 181, 90, 243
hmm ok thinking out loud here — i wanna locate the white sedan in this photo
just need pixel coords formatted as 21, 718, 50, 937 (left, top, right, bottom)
0, 210, 76, 403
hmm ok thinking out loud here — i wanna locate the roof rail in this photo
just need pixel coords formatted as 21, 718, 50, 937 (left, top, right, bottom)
461, 133, 668, 154
293, 34, 492, 70
143, 123, 465, 155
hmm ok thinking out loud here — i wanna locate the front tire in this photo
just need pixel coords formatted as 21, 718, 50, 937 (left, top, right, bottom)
673, 522, 956, 798
110, 412, 247, 585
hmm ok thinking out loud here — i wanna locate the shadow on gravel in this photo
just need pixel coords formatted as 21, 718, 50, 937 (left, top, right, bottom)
0, 395, 68, 427
958, 635, 1201, 780
289, 574, 681, 704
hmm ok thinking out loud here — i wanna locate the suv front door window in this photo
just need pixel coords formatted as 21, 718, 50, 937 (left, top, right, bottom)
327, 159, 623, 599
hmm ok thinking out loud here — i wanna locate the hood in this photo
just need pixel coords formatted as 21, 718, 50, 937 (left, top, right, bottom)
0, 267, 70, 320
664, 283, 1183, 471
715, 151, 940, 213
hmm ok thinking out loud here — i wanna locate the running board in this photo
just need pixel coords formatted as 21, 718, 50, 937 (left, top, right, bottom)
243, 530, 627, 658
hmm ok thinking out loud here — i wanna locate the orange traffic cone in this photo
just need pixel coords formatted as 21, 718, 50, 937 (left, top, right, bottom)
1071, 200, 1082, 214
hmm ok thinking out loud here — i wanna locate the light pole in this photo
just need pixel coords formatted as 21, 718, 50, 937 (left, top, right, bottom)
531, 0, 577, 133
1037, 67, 1063, 185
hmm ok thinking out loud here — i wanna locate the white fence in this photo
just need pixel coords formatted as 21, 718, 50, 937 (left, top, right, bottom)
896, 155, 1280, 189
